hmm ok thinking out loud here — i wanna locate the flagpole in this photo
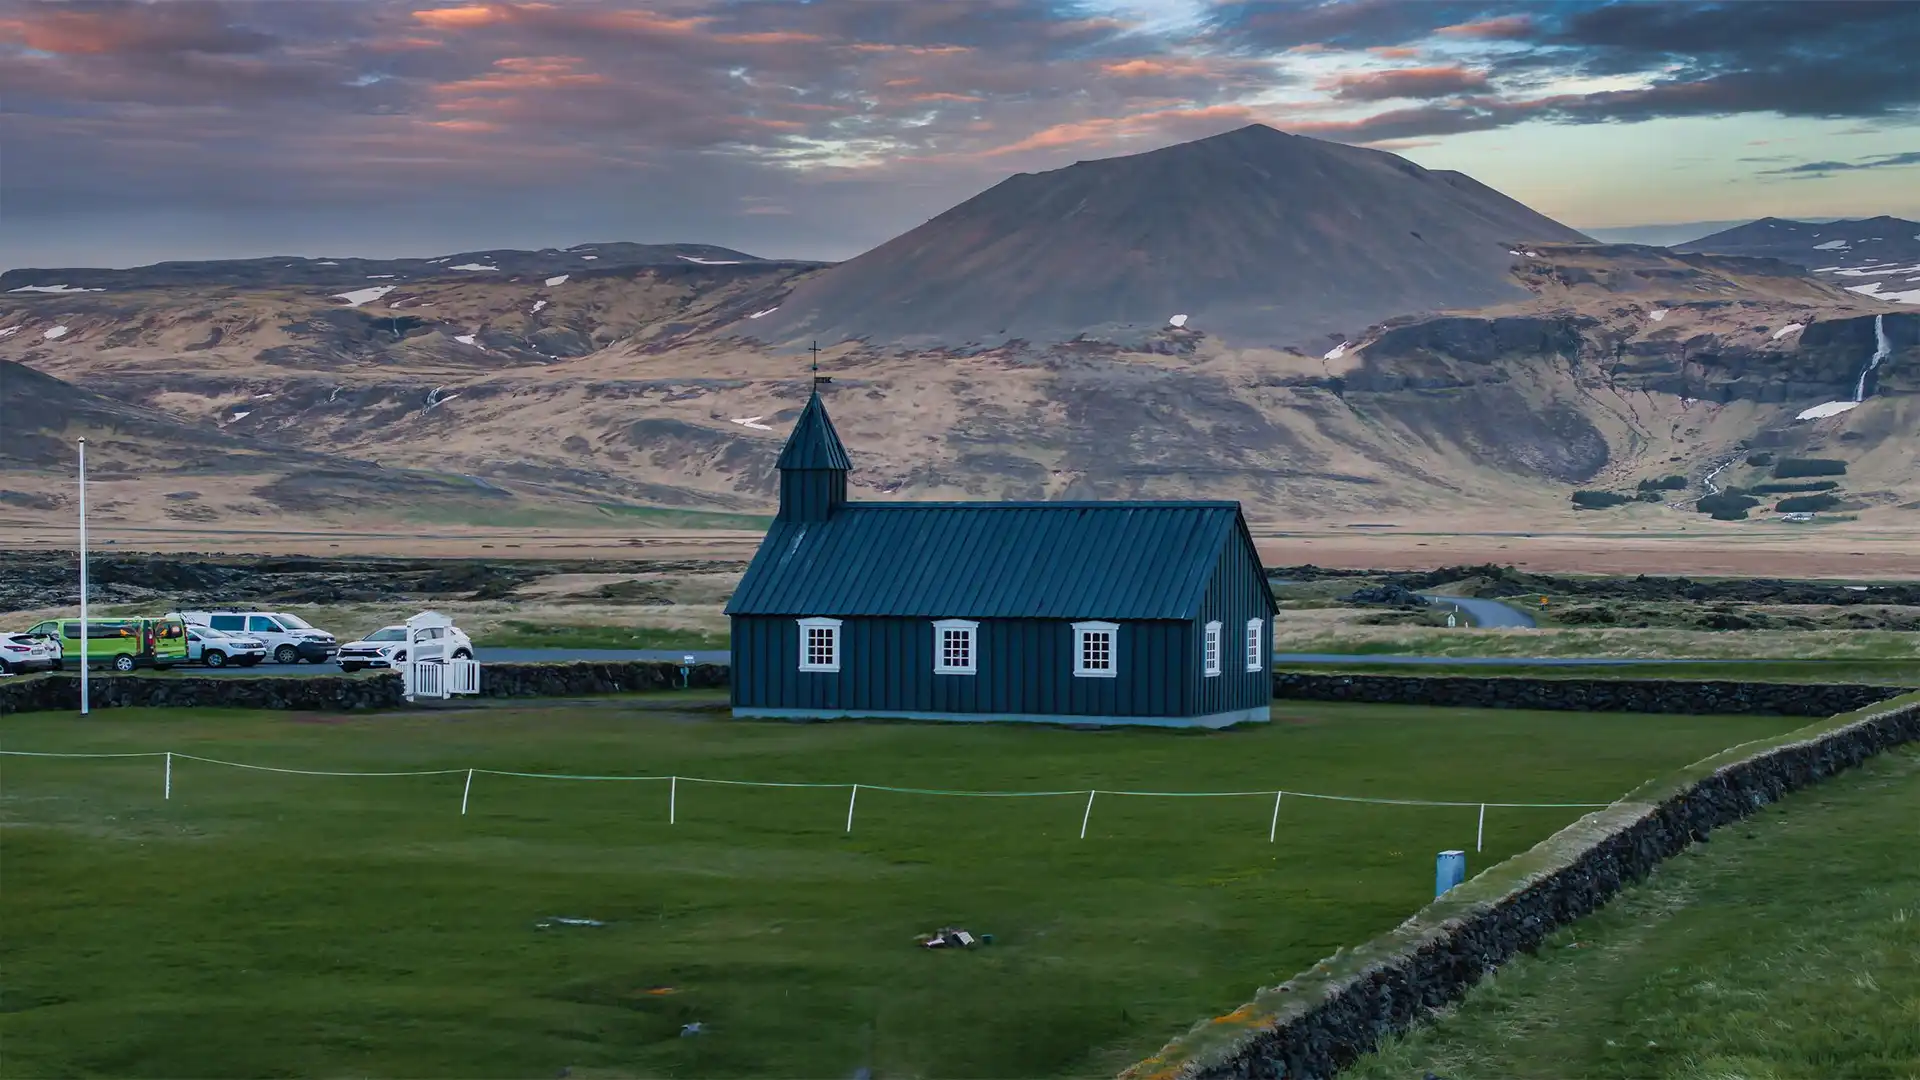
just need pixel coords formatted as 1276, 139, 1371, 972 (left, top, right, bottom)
78, 437, 88, 716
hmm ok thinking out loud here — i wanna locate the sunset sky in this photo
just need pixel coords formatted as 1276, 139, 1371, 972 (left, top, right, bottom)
3, 0, 1917, 269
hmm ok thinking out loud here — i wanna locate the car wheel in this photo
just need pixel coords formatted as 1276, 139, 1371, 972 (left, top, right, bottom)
112, 654, 136, 673
452, 648, 472, 660
0, 659, 13, 676
274, 645, 298, 664
204, 650, 227, 668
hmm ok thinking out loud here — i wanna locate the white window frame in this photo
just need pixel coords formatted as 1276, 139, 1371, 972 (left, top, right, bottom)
797, 617, 842, 673
932, 619, 978, 675
1072, 620, 1118, 678
1204, 620, 1222, 676
1246, 617, 1265, 672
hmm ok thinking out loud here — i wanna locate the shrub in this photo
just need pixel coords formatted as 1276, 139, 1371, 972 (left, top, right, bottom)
1636, 490, 1665, 503
1745, 452, 1775, 467
1637, 474, 1689, 491
1750, 480, 1840, 494
1773, 457, 1848, 479
1572, 490, 1634, 509
1697, 493, 1760, 520
1775, 494, 1843, 513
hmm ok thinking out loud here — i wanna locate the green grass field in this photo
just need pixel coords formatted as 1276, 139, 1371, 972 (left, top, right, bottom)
1349, 742, 1920, 1080
476, 621, 730, 651
1, 704, 1809, 1078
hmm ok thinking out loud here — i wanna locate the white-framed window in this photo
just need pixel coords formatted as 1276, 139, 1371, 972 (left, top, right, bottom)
933, 619, 978, 675
1072, 621, 1117, 678
797, 617, 841, 672
1204, 620, 1222, 676
1246, 617, 1265, 672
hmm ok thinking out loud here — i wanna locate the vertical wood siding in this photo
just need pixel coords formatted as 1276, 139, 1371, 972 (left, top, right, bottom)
733, 615, 1189, 717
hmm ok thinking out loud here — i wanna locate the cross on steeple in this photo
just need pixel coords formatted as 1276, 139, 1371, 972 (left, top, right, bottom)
809, 340, 827, 389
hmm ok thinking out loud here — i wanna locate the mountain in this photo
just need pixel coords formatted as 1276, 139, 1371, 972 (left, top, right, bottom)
0, 241, 809, 293
6, 234, 1914, 534
742, 124, 1590, 351
1581, 220, 1757, 247
1677, 217, 1920, 305
0, 359, 521, 531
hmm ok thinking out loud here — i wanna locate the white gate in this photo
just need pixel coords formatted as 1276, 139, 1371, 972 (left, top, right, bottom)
400, 610, 480, 701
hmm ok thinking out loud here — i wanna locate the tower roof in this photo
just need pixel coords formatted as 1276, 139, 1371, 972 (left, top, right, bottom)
776, 390, 852, 471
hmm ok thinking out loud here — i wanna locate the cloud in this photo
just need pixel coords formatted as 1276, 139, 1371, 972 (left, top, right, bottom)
1434, 15, 1534, 40
1319, 65, 1490, 102
1763, 149, 1920, 177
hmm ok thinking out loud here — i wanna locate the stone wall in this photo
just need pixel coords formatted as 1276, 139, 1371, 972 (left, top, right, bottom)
475, 661, 728, 698
1272, 672, 1910, 716
1122, 691, 1920, 1080
0, 661, 730, 716
0, 672, 405, 714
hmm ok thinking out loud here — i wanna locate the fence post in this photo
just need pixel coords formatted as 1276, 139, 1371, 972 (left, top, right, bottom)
1268, 790, 1282, 843
461, 768, 474, 815
1477, 803, 1487, 853
1080, 790, 1097, 839
845, 783, 859, 833
164, 751, 172, 800
670, 776, 677, 824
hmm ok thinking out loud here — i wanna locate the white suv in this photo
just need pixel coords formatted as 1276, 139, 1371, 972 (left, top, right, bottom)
337, 622, 473, 672
178, 611, 338, 665
185, 625, 267, 668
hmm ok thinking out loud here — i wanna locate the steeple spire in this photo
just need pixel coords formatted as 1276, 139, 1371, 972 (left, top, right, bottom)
774, 376, 850, 522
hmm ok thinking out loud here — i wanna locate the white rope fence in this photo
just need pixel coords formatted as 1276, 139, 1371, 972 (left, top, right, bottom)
1, 749, 1617, 851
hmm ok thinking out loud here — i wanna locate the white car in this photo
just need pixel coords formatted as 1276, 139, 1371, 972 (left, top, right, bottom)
185, 625, 267, 668
337, 623, 473, 672
1, 632, 61, 675
177, 611, 338, 665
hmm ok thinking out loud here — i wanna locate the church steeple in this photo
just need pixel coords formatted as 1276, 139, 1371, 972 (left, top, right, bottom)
775, 388, 850, 522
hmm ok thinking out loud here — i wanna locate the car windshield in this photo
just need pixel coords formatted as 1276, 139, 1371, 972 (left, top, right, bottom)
366, 628, 406, 642
276, 614, 315, 629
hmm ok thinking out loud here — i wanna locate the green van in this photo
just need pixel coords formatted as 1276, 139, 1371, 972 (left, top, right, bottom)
23, 616, 189, 672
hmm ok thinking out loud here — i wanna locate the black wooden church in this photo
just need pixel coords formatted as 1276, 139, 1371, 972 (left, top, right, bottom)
723, 389, 1275, 727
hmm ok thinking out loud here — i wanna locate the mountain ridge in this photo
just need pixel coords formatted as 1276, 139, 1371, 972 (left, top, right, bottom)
743, 124, 1590, 351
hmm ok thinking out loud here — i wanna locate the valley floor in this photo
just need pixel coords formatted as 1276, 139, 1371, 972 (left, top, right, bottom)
1348, 743, 1920, 1080
6, 521, 1920, 579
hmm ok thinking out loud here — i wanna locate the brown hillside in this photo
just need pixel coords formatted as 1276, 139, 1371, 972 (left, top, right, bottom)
744, 124, 1589, 351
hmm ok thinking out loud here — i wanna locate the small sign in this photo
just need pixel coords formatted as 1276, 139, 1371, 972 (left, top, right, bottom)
1446, 613, 1458, 628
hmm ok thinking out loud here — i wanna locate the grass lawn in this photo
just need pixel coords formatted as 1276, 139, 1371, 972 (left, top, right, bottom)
1348, 742, 1920, 1080
0, 703, 1808, 1079
476, 621, 730, 651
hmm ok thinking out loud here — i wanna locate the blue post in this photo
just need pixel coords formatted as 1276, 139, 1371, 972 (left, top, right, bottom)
680, 654, 694, 689
1436, 849, 1466, 898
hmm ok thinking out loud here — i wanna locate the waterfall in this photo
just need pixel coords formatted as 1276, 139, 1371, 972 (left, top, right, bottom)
1853, 314, 1890, 402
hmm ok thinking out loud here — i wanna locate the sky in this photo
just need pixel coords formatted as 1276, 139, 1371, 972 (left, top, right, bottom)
3, 0, 1918, 270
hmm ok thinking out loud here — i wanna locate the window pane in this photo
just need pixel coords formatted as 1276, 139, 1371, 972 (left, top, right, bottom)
1081, 630, 1111, 669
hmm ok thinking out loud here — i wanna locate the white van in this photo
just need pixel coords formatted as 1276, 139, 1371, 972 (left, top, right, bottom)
178, 611, 338, 665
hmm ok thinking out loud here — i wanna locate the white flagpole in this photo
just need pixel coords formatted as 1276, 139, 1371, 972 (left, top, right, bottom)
78, 437, 89, 717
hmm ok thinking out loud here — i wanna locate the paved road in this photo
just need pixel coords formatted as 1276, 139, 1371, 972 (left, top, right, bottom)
1417, 594, 1538, 628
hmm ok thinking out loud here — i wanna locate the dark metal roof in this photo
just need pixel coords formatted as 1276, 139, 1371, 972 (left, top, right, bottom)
726, 501, 1253, 619
775, 391, 851, 471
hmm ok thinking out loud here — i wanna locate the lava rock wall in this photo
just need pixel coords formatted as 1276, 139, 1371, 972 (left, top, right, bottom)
1123, 692, 1920, 1080
1272, 672, 1908, 715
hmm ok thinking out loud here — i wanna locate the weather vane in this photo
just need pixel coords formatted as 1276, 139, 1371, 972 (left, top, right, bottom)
810, 340, 831, 388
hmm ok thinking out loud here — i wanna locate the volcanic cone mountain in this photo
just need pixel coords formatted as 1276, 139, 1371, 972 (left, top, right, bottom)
745, 124, 1590, 350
